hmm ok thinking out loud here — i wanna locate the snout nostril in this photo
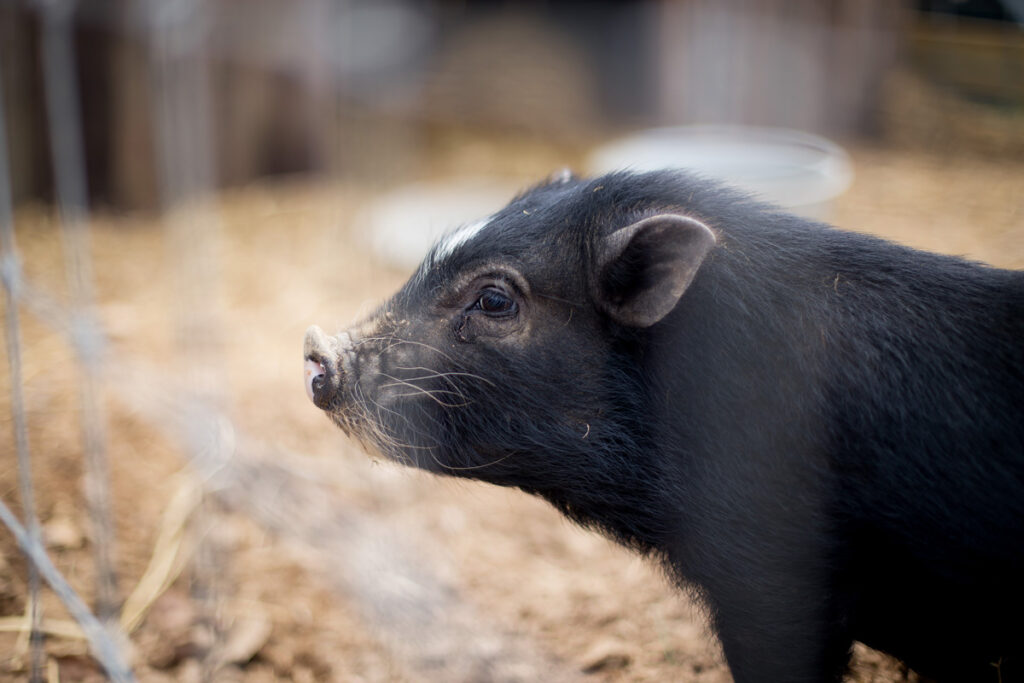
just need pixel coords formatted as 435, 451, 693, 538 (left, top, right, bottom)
304, 325, 348, 409
305, 358, 326, 402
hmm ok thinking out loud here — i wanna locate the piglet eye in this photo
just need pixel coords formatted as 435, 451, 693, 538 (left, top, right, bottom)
476, 288, 516, 315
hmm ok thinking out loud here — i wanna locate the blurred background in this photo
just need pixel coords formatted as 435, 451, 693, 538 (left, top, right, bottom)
0, 1, 1022, 681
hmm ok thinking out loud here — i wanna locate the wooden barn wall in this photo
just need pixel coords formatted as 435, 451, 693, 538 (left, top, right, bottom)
655, 0, 908, 135
0, 0, 910, 210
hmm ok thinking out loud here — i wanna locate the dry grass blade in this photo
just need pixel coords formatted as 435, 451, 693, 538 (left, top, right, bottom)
119, 475, 203, 635
0, 617, 86, 640
46, 658, 59, 683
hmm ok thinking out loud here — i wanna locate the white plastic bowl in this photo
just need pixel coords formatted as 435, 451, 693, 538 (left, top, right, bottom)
588, 125, 853, 220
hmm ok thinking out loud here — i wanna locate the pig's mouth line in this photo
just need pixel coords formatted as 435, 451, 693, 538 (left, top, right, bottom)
431, 450, 517, 472
322, 384, 515, 474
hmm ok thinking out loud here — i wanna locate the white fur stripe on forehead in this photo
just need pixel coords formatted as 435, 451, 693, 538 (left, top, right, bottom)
434, 215, 492, 260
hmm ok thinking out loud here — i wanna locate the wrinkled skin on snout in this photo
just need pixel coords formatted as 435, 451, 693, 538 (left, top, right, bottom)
304, 173, 715, 542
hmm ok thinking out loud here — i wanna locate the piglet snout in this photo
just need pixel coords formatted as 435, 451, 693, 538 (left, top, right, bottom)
303, 324, 344, 409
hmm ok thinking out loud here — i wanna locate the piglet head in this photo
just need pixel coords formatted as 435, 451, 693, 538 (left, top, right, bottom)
303, 172, 716, 491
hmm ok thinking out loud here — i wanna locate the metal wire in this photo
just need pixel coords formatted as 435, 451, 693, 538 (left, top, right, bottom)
38, 0, 120, 623
0, 53, 46, 683
3, 3, 588, 680
0, 498, 136, 683
146, 2, 232, 675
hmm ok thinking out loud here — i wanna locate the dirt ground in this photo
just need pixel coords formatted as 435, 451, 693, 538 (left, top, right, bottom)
1, 136, 1023, 682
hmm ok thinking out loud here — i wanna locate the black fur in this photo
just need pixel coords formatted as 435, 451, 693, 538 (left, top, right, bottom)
305, 170, 1024, 682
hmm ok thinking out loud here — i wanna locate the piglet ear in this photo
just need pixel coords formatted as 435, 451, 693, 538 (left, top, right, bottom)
595, 214, 716, 327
